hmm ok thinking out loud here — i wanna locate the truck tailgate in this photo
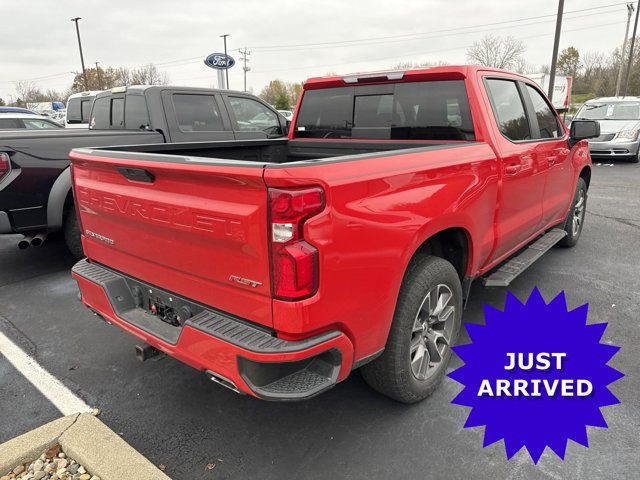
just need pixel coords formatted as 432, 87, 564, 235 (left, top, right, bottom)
70, 150, 273, 328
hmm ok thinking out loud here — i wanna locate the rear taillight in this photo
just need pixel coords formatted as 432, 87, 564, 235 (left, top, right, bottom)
269, 187, 325, 300
0, 153, 10, 182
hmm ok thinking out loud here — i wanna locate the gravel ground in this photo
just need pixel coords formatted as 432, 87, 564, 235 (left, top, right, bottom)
1, 445, 98, 480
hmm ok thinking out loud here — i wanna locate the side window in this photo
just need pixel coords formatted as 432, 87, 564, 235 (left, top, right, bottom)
486, 79, 530, 141
0, 118, 21, 129
173, 94, 224, 132
111, 98, 125, 128
81, 99, 92, 122
66, 98, 82, 123
22, 119, 60, 130
90, 97, 110, 129
526, 85, 561, 139
228, 97, 282, 135
125, 95, 150, 130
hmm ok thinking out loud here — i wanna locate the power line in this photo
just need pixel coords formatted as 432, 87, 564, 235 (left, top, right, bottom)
249, 8, 624, 55
247, 1, 631, 51
251, 19, 627, 75
132, 4, 630, 76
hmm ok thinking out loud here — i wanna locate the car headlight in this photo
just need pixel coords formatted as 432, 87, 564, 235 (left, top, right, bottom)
616, 129, 640, 140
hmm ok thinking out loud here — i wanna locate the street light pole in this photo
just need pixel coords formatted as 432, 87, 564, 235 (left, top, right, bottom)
71, 17, 88, 91
615, 3, 635, 96
220, 34, 230, 89
623, 0, 640, 96
547, 0, 565, 101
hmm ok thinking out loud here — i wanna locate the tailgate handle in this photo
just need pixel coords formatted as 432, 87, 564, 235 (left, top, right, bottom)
116, 167, 155, 183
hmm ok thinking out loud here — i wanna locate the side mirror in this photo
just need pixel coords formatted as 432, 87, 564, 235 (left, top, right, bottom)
569, 120, 600, 147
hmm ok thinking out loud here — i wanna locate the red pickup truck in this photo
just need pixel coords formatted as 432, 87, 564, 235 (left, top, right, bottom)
70, 66, 599, 403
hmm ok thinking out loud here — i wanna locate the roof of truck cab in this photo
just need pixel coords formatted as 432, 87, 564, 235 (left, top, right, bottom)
94, 85, 250, 98
303, 65, 530, 89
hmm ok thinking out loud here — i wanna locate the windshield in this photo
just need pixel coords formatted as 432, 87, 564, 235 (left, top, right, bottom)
295, 80, 474, 141
576, 102, 640, 121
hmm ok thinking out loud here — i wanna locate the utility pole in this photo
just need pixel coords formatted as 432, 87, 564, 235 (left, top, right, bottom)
616, 3, 635, 96
548, 0, 564, 101
94, 61, 102, 90
239, 48, 251, 92
220, 34, 230, 89
70, 17, 87, 91
623, 0, 640, 96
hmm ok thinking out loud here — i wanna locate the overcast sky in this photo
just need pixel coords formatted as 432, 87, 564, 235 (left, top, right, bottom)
0, 0, 633, 101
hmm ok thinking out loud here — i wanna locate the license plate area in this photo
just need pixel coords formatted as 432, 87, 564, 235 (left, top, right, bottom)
124, 278, 205, 328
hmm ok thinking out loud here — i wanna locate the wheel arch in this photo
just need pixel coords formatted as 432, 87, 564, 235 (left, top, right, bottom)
407, 226, 473, 283
46, 166, 72, 232
579, 165, 591, 190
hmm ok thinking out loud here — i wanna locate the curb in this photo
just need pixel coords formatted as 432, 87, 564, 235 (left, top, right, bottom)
0, 413, 170, 480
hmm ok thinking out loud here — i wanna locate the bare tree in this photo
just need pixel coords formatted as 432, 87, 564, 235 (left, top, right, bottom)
466, 35, 526, 70
581, 51, 605, 79
130, 64, 169, 85
15, 81, 47, 103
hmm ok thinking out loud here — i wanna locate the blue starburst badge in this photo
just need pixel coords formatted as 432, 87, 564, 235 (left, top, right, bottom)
448, 288, 623, 463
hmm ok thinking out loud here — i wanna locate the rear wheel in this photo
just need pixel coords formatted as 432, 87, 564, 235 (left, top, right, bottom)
64, 207, 84, 259
558, 178, 587, 248
361, 255, 462, 403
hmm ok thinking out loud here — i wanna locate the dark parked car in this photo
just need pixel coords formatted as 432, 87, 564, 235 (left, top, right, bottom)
0, 86, 288, 257
0, 106, 38, 115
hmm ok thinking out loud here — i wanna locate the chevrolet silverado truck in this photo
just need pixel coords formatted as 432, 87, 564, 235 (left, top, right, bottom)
70, 66, 599, 403
0, 86, 287, 257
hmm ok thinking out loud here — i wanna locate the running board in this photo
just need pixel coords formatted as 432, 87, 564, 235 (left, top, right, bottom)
482, 228, 567, 287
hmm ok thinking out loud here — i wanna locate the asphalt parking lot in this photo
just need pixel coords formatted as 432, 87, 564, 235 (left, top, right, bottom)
0, 161, 638, 480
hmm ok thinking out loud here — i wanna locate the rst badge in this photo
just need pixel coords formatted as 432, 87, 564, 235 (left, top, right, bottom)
84, 229, 114, 245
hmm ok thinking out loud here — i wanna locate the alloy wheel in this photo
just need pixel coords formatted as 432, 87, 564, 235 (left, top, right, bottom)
410, 283, 456, 380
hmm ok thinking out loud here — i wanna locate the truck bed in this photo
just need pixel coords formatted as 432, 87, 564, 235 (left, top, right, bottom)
76, 138, 466, 165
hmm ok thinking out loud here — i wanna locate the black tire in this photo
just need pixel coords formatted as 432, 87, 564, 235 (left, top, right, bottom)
63, 207, 84, 259
630, 153, 639, 163
361, 255, 462, 403
558, 177, 587, 248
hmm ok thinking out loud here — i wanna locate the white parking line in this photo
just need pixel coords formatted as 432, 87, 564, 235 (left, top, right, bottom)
0, 330, 92, 415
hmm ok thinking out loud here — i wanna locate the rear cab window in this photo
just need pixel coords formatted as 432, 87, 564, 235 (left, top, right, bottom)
90, 94, 149, 130
294, 80, 475, 140
67, 97, 93, 124
172, 94, 225, 132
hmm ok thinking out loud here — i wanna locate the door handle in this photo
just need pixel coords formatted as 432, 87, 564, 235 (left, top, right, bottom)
547, 156, 558, 166
505, 164, 522, 175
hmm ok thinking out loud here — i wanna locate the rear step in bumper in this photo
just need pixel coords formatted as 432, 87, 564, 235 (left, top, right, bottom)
72, 259, 354, 400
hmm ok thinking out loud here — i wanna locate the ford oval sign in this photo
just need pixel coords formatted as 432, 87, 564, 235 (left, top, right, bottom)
204, 53, 235, 70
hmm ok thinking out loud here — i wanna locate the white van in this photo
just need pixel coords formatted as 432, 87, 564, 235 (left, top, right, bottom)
65, 91, 102, 128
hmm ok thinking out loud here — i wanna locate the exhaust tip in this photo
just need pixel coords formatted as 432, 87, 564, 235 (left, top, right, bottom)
206, 370, 243, 394
18, 235, 33, 250
31, 233, 47, 247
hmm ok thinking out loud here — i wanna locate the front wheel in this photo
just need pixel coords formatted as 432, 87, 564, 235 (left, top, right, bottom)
361, 255, 462, 403
558, 178, 587, 248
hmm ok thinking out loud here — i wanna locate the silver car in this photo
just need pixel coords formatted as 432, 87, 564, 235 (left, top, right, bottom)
574, 96, 640, 163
